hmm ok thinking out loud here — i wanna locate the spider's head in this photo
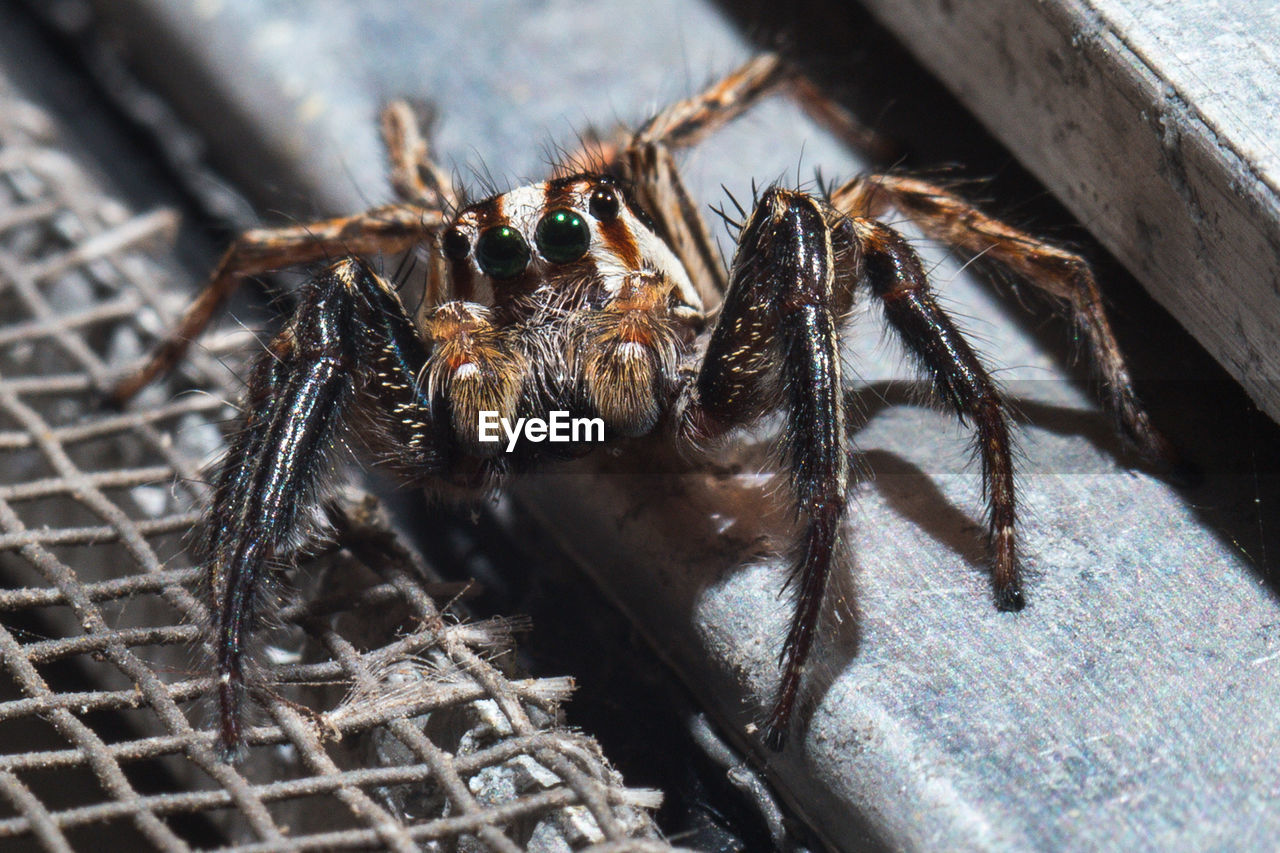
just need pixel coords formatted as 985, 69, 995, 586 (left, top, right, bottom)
438, 174, 701, 315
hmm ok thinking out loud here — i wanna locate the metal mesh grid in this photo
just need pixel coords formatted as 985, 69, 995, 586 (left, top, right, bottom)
0, 70, 673, 852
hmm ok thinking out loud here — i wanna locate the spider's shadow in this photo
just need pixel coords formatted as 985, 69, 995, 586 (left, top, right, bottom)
643, 375, 1148, 743
734, 369, 1205, 739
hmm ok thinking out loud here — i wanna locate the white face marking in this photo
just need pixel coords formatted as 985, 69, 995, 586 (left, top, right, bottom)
496, 184, 552, 235
454, 179, 703, 314
615, 341, 648, 361
590, 204, 703, 312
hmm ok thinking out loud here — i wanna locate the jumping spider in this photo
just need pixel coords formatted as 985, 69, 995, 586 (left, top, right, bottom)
111, 55, 1176, 759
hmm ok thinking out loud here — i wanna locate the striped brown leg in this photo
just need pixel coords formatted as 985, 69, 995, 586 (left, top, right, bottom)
108, 103, 450, 406
624, 55, 796, 305
625, 142, 728, 306
680, 187, 851, 750
622, 58, 788, 303
631, 54, 887, 158
108, 206, 441, 405
381, 100, 461, 211
559, 53, 788, 185
574, 55, 888, 308
851, 216, 1022, 613
832, 174, 1177, 466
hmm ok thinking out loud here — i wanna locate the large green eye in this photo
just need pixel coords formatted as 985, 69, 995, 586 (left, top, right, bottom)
475, 225, 530, 279
535, 208, 591, 264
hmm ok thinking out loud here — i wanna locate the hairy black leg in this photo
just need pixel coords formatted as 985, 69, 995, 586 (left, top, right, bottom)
832, 174, 1180, 471
682, 187, 848, 751
853, 218, 1023, 612
203, 258, 438, 760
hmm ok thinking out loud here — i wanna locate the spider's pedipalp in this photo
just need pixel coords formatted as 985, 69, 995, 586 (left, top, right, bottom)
570, 269, 682, 436
421, 301, 527, 455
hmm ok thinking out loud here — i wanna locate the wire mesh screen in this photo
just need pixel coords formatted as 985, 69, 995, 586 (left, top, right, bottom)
0, 70, 672, 852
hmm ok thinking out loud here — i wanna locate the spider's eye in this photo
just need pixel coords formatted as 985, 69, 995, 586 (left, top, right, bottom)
442, 227, 470, 261
535, 208, 591, 264
589, 186, 620, 221
475, 225, 530, 279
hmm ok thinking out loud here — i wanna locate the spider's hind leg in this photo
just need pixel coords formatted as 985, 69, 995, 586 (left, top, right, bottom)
833, 173, 1179, 469
108, 103, 449, 406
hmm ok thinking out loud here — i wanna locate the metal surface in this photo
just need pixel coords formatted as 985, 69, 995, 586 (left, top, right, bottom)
0, 61, 671, 851
28, 0, 1280, 850
851, 0, 1280, 424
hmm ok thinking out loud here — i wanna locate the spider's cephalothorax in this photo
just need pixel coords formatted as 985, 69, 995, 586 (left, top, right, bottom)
431, 174, 704, 452
111, 55, 1178, 759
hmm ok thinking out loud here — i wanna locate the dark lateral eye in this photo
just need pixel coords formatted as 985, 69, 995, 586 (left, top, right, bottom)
442, 227, 470, 260
535, 208, 591, 264
475, 225, 531, 279
589, 186, 620, 221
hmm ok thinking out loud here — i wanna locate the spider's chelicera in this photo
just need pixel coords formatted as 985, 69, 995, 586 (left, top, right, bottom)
111, 56, 1176, 760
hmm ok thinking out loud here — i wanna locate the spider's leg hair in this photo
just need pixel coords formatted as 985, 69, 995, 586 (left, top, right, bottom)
709, 202, 743, 234
851, 217, 1023, 613
201, 258, 440, 761
721, 183, 748, 222
833, 173, 1183, 474
680, 186, 851, 751
551, 125, 628, 179
108, 204, 444, 406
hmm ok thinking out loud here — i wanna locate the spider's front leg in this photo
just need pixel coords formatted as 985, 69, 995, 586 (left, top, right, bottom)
683, 186, 1023, 751
679, 187, 855, 751
203, 257, 446, 760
